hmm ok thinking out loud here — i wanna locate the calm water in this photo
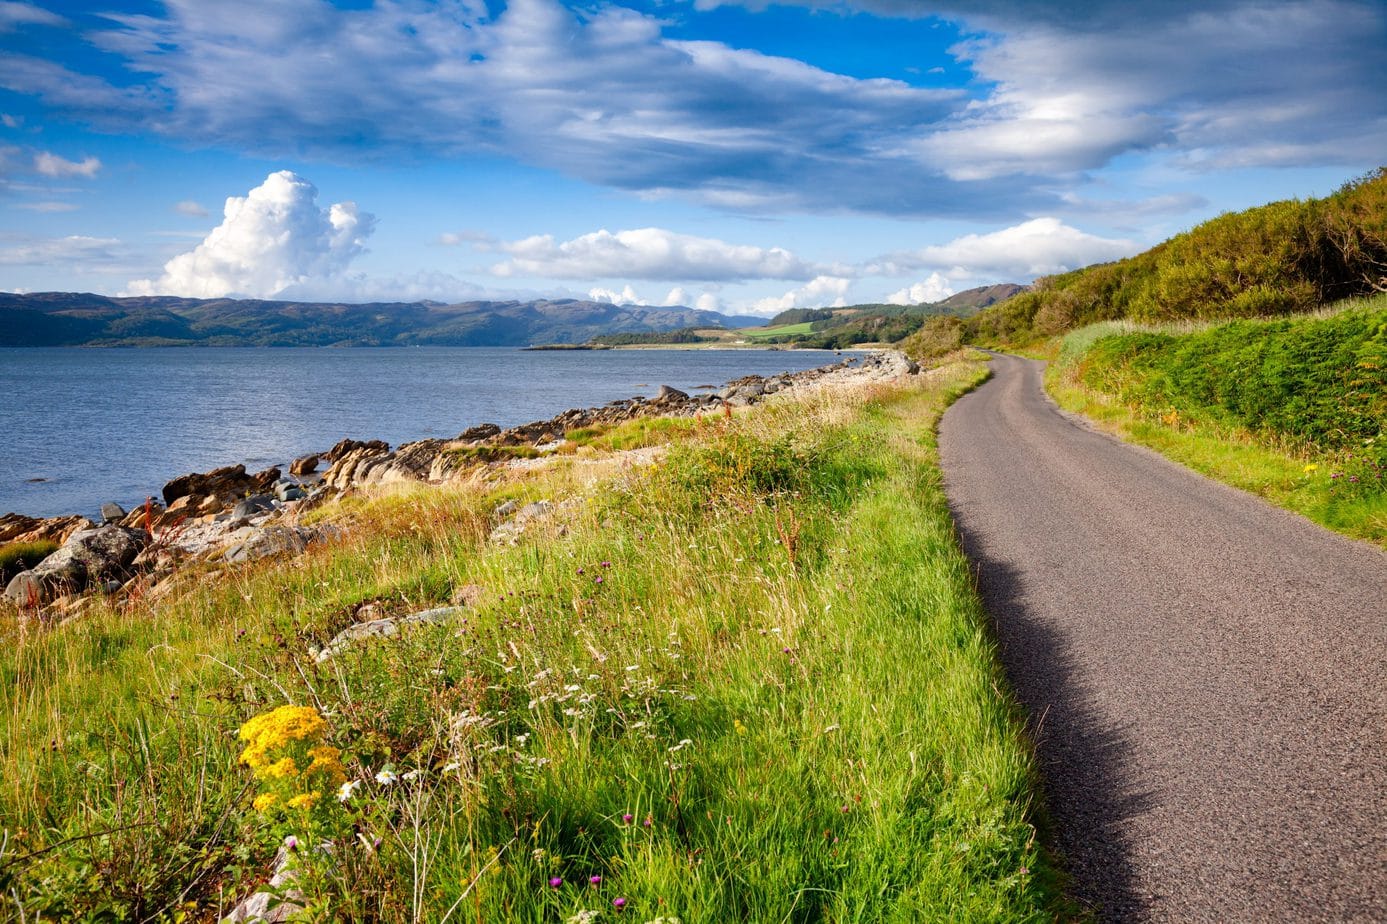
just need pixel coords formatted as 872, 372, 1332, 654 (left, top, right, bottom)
0, 347, 844, 519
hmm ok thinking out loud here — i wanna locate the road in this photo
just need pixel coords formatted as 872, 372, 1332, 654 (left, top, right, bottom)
937, 352, 1387, 922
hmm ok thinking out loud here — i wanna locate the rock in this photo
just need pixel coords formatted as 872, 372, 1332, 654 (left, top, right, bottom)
101, 502, 127, 524
321, 443, 394, 490
493, 499, 519, 518
0, 513, 95, 545
489, 500, 554, 545
654, 384, 689, 403
223, 526, 314, 564
314, 605, 465, 663
161, 465, 280, 505
273, 481, 306, 502
3, 525, 148, 606
289, 453, 319, 476
456, 423, 501, 443
378, 439, 447, 483
232, 495, 276, 520
324, 438, 388, 464
222, 845, 304, 923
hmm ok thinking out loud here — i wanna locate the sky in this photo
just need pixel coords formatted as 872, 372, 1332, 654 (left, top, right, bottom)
0, 0, 1383, 317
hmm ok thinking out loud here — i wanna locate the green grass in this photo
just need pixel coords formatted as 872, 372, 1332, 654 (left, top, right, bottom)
0, 541, 59, 583
1049, 301, 1387, 547
739, 321, 815, 340
0, 363, 1066, 921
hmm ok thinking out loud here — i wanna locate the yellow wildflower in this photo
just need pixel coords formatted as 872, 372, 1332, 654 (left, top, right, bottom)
733, 719, 748, 736
1303, 463, 1319, 474
253, 792, 278, 811
265, 757, 298, 779
287, 791, 320, 811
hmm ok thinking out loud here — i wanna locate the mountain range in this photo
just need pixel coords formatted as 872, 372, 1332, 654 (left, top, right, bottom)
0, 292, 768, 347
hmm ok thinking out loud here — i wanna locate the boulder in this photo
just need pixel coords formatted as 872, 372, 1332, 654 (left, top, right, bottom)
0, 513, 95, 545
289, 453, 319, 476
223, 525, 338, 564
273, 481, 306, 503
654, 384, 689, 404
380, 439, 447, 483
232, 495, 276, 520
324, 438, 388, 464
161, 465, 281, 505
222, 844, 303, 923
314, 605, 465, 663
3, 525, 148, 606
101, 502, 127, 524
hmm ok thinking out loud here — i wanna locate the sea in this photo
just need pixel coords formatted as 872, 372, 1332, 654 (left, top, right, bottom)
0, 346, 848, 520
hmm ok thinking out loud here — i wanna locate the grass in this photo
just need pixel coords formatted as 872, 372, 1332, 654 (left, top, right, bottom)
739, 322, 816, 340
1048, 302, 1387, 548
0, 361, 1067, 921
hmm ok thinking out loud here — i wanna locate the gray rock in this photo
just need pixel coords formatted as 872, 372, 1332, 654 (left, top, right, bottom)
314, 605, 465, 663
232, 495, 276, 519
223, 526, 318, 564
101, 502, 127, 524
273, 482, 306, 502
3, 524, 147, 605
654, 384, 689, 403
493, 499, 519, 518
222, 845, 303, 923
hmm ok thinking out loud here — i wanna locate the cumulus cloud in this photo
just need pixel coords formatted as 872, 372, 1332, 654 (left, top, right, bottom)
588, 284, 647, 306
33, 151, 101, 178
887, 273, 955, 306
748, 275, 852, 317
870, 218, 1136, 282
492, 227, 828, 281
173, 199, 208, 217
125, 170, 374, 298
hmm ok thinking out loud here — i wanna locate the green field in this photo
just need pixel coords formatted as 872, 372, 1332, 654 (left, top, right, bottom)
738, 321, 816, 340
0, 359, 1066, 920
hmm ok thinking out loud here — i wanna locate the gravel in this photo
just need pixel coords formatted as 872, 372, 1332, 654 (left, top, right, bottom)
938, 353, 1387, 922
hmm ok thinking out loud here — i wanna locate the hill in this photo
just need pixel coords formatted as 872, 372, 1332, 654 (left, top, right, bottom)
0, 293, 767, 347
749, 284, 1027, 349
905, 168, 1387, 358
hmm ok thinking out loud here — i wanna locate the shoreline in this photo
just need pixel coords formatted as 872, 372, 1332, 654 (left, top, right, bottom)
2, 351, 918, 611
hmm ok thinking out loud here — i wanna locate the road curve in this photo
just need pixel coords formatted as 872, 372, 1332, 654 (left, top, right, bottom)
938, 353, 1387, 922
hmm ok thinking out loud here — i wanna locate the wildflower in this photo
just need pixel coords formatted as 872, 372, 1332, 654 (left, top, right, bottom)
357, 832, 381, 852
337, 780, 362, 802
253, 792, 278, 811
287, 791, 320, 811
589, 875, 602, 886
283, 835, 299, 851
1304, 463, 1319, 474
733, 719, 748, 736
443, 761, 461, 773
550, 876, 564, 889
613, 897, 628, 910
567, 913, 600, 924
642, 815, 653, 828
595, 577, 604, 584
621, 813, 634, 824
375, 768, 399, 785
402, 769, 421, 781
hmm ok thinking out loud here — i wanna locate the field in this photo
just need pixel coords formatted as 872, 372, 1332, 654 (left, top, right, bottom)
0, 359, 1066, 921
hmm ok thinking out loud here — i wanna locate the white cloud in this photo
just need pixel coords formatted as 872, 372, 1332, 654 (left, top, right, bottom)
125, 170, 375, 298
16, 200, 78, 212
0, 2, 65, 32
695, 292, 721, 312
438, 230, 495, 247
492, 226, 829, 281
747, 275, 852, 317
0, 234, 123, 268
887, 273, 955, 306
588, 284, 647, 306
173, 199, 208, 217
871, 218, 1136, 282
33, 151, 101, 178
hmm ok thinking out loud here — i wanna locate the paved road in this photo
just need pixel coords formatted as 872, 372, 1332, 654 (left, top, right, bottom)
938, 353, 1387, 922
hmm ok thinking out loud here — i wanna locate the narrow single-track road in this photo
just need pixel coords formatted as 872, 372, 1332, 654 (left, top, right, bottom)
938, 353, 1386, 922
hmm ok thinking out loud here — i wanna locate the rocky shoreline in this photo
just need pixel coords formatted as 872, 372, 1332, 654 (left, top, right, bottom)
1, 351, 917, 617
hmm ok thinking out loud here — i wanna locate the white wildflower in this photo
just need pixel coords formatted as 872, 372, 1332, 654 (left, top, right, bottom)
337, 779, 362, 803
375, 768, 398, 785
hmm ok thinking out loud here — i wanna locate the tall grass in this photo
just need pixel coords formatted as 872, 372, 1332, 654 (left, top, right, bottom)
0, 362, 1066, 920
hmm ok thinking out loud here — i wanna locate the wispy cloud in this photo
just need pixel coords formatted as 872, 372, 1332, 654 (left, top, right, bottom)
0, 1, 66, 32
33, 151, 101, 178
15, 200, 77, 212
173, 199, 208, 217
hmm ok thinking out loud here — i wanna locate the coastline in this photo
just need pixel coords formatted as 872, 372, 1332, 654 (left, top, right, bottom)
2, 350, 917, 612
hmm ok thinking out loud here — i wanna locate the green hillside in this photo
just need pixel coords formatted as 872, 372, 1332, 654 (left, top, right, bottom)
905, 168, 1387, 359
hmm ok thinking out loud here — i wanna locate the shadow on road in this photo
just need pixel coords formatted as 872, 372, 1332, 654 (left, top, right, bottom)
953, 521, 1155, 920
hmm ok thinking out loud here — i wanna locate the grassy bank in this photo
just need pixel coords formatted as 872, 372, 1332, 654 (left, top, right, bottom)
0, 361, 1066, 921
1048, 297, 1386, 546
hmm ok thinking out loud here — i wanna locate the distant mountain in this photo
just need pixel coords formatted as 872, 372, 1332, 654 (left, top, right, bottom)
0, 293, 768, 347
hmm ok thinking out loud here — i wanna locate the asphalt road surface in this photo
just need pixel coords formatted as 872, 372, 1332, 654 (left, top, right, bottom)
938, 353, 1386, 922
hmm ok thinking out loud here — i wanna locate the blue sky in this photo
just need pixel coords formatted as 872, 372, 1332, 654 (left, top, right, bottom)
1, 0, 1383, 316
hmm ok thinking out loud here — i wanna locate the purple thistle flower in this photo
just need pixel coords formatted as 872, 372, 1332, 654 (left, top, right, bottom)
549, 876, 564, 889
589, 874, 603, 886
595, 576, 604, 584
622, 813, 634, 824
612, 897, 627, 910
